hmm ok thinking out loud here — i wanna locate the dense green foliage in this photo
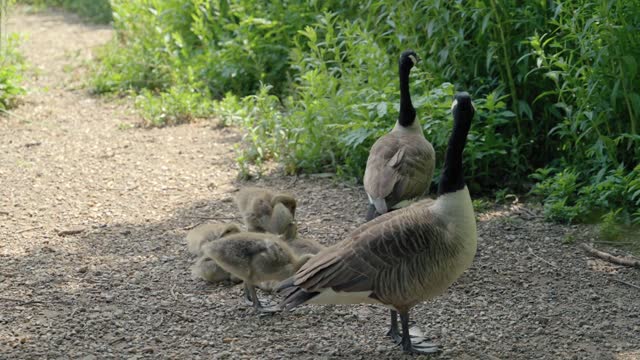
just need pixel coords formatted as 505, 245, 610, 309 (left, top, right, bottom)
18, 0, 111, 23
92, 0, 639, 228
0, 32, 25, 111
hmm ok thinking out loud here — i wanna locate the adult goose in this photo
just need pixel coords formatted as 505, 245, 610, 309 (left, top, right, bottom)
363, 50, 435, 221
278, 92, 477, 354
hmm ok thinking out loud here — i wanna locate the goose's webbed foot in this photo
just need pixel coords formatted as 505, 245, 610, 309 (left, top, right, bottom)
387, 310, 431, 345
398, 310, 440, 354
245, 283, 281, 315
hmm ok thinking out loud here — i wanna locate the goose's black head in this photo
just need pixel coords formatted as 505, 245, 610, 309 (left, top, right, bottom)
452, 92, 475, 126
399, 50, 420, 71
437, 92, 475, 196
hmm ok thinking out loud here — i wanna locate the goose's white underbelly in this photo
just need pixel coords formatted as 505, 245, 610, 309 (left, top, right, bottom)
306, 288, 382, 305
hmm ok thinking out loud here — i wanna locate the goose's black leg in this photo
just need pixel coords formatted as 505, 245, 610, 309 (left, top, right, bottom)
399, 310, 439, 354
243, 283, 253, 305
386, 310, 403, 344
387, 309, 429, 345
246, 283, 280, 314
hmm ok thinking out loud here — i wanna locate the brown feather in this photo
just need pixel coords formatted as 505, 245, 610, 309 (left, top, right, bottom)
364, 131, 435, 213
290, 198, 459, 307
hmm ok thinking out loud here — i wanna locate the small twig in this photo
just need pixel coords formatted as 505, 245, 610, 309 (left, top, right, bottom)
142, 305, 192, 322
594, 240, 636, 245
182, 223, 201, 231
287, 175, 299, 188
0, 297, 46, 306
0, 108, 28, 120
527, 246, 558, 268
187, 215, 239, 221
152, 316, 165, 331
309, 172, 335, 178
580, 243, 640, 268
0, 210, 9, 216
109, 337, 126, 345
17, 226, 43, 234
170, 285, 178, 301
610, 278, 640, 291
57, 228, 85, 236
208, 187, 238, 196
23, 141, 42, 148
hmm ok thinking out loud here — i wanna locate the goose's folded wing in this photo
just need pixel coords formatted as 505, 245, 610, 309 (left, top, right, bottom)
364, 135, 435, 210
347, 196, 434, 242
363, 135, 405, 200
389, 140, 435, 204
291, 208, 450, 299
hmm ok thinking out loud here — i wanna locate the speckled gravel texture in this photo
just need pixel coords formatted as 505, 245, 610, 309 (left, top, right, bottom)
1, 7, 639, 360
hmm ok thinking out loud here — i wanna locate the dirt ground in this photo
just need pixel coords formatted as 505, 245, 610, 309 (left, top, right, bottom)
1, 7, 639, 360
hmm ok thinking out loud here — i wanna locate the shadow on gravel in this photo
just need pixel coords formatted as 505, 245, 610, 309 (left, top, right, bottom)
4, 177, 640, 359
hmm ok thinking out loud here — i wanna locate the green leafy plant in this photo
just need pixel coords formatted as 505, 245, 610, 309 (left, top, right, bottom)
90, 0, 639, 233
135, 85, 210, 127
0, 33, 25, 111
17, 0, 112, 23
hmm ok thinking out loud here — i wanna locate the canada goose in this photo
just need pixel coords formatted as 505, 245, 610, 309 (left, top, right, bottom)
202, 231, 312, 313
235, 187, 297, 234
278, 92, 477, 354
363, 50, 435, 221
186, 223, 241, 256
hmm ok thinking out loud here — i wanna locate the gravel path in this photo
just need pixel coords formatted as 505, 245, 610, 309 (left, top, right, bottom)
1, 7, 639, 360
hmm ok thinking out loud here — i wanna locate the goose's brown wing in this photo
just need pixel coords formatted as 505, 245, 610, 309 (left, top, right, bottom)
388, 138, 435, 205
291, 206, 450, 304
364, 133, 435, 212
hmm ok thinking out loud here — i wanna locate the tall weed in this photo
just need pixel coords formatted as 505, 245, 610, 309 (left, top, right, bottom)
0, 33, 25, 111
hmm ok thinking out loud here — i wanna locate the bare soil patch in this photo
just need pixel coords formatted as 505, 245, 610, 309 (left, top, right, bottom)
1, 7, 639, 360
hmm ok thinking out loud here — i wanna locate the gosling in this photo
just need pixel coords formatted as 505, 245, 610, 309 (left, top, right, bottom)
202, 232, 311, 313
186, 223, 242, 284
191, 256, 239, 283
186, 223, 241, 256
270, 202, 324, 256
235, 187, 296, 233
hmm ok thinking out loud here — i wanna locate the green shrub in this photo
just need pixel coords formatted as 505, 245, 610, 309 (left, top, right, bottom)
532, 164, 640, 226
18, 0, 112, 23
92, 0, 639, 229
0, 33, 25, 111
135, 85, 211, 127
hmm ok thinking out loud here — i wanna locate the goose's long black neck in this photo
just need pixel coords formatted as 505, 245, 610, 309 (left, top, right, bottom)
398, 64, 416, 128
438, 105, 472, 196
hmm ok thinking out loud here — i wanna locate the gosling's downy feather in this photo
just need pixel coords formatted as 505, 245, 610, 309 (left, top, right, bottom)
235, 187, 297, 233
190, 256, 233, 283
202, 232, 308, 285
185, 223, 241, 256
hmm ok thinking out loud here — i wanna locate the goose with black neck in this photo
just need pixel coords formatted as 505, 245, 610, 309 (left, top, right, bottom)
363, 50, 435, 221
278, 92, 478, 354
